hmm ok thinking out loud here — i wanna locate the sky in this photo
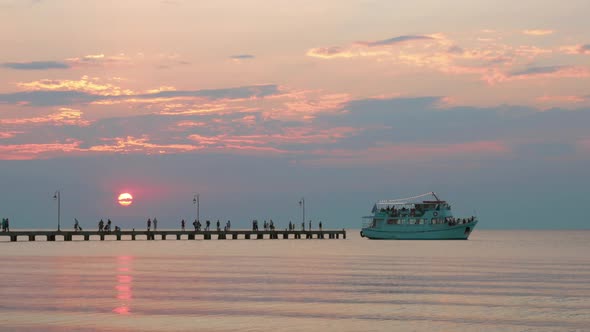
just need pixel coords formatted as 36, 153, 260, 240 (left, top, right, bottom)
1, 0, 589, 229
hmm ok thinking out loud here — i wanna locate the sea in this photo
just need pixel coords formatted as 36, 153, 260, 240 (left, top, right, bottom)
0, 230, 589, 331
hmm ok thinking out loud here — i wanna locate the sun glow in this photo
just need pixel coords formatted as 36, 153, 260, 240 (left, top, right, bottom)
118, 193, 133, 206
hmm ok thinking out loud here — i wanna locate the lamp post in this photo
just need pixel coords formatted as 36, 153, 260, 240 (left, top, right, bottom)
53, 190, 61, 232
299, 197, 305, 226
193, 194, 199, 222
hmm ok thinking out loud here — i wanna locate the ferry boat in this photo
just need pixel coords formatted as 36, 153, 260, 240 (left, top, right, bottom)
360, 192, 478, 240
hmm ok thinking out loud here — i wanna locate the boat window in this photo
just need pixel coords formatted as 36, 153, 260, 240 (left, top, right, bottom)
408, 218, 416, 224
417, 219, 425, 224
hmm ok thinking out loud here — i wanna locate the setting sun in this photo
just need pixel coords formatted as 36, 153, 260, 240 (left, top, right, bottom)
118, 193, 133, 207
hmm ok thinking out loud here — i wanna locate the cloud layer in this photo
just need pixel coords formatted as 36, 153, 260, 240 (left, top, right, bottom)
2, 61, 71, 70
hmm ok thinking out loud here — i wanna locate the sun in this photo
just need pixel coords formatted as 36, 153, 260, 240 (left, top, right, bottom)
118, 193, 133, 207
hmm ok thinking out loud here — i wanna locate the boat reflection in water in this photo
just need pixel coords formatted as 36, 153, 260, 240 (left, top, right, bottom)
360, 192, 478, 240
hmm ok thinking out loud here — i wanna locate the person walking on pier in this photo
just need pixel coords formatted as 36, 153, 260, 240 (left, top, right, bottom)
153, 218, 158, 230
98, 219, 104, 232
74, 218, 81, 232
181, 219, 185, 231
147, 218, 151, 231
205, 220, 210, 231
192, 220, 197, 231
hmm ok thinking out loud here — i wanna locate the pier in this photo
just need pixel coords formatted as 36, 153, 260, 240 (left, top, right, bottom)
0, 229, 346, 242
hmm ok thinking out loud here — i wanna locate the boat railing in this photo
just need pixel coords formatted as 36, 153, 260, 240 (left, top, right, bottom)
361, 217, 375, 229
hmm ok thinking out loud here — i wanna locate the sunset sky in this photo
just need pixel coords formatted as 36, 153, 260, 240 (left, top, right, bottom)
1, 0, 589, 229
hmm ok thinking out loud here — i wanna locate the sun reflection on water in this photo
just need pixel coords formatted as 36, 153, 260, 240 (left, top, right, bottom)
113, 256, 134, 315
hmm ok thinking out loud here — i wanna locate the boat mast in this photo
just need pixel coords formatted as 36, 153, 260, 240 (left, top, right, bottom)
431, 192, 441, 201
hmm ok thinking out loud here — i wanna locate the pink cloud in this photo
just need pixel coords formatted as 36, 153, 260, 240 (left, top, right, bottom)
536, 95, 586, 103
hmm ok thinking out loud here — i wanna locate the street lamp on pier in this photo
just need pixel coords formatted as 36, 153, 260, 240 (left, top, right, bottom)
53, 190, 61, 232
193, 194, 200, 222
299, 197, 305, 226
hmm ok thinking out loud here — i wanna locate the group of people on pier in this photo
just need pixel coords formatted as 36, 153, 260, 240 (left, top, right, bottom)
68, 218, 325, 233
97, 219, 112, 232
252, 219, 277, 231
1, 218, 9, 232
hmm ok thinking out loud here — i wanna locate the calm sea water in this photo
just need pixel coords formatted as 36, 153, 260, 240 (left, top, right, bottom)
0, 230, 589, 331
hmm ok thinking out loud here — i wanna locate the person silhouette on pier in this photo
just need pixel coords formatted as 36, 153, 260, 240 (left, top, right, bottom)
153, 218, 158, 230
216, 220, 220, 231
301, 222, 305, 231
319, 221, 323, 231
309, 220, 312, 231
227, 220, 231, 231
192, 220, 197, 231
288, 221, 292, 231
205, 220, 210, 231
181, 219, 185, 231
98, 219, 104, 232
197, 220, 201, 231
74, 218, 81, 232
147, 218, 151, 231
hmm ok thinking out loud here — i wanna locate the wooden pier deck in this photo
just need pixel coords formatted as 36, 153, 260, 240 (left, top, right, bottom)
0, 229, 346, 242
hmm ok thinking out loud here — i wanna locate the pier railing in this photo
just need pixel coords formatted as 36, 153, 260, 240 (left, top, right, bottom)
0, 229, 346, 242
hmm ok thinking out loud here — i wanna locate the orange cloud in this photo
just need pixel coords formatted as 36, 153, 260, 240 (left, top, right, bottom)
65, 53, 133, 67
0, 140, 83, 160
536, 95, 585, 103
0, 108, 90, 126
522, 29, 554, 36
17, 76, 134, 96
561, 44, 590, 55
88, 136, 200, 154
